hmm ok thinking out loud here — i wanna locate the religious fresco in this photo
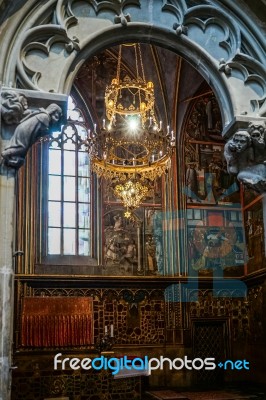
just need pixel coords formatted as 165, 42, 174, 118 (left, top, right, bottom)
187, 209, 245, 277
184, 92, 245, 277
184, 93, 240, 205
103, 209, 140, 276
102, 206, 164, 277
186, 95, 223, 142
144, 208, 164, 275
244, 200, 266, 274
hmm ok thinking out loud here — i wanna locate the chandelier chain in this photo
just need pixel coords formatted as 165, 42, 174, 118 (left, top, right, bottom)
87, 43, 175, 216
138, 43, 146, 83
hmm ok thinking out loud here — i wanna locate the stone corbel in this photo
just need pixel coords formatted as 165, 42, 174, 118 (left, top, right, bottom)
0, 88, 67, 171
223, 116, 266, 192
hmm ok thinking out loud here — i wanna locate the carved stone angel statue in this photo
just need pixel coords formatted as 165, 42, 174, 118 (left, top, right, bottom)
1, 103, 62, 168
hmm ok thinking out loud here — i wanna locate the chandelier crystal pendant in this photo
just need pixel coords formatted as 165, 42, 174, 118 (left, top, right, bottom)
114, 179, 150, 212
87, 44, 175, 217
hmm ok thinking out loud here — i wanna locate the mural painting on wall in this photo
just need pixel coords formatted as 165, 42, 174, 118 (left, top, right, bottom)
103, 210, 140, 276
102, 207, 164, 277
144, 208, 164, 276
184, 94, 239, 205
245, 202, 265, 274
187, 210, 246, 277
185, 93, 245, 277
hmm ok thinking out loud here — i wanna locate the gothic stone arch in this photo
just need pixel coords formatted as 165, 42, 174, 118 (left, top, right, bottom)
0, 0, 265, 187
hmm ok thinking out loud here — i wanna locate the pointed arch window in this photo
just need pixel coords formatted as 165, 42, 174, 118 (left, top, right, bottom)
46, 97, 91, 256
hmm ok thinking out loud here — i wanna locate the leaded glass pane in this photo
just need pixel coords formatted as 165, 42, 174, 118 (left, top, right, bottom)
79, 203, 90, 229
78, 153, 90, 177
64, 151, 76, 176
64, 138, 75, 150
49, 176, 61, 201
63, 203, 76, 227
78, 177, 90, 203
48, 228, 61, 254
79, 229, 90, 255
49, 149, 61, 175
64, 177, 76, 201
63, 229, 76, 255
48, 201, 61, 227
76, 124, 87, 140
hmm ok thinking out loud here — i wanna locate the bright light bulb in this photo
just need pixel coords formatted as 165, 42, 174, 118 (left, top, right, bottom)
128, 118, 139, 131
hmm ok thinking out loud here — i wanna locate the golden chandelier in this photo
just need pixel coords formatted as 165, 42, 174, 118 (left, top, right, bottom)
105, 44, 155, 126
87, 44, 175, 216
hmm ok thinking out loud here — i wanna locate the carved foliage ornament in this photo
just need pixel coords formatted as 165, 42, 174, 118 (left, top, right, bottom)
224, 122, 266, 192
1, 91, 63, 169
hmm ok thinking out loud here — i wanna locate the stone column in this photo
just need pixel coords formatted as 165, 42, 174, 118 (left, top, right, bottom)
0, 87, 67, 400
0, 170, 16, 400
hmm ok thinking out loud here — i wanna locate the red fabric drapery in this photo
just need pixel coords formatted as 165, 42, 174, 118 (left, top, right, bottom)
21, 297, 93, 347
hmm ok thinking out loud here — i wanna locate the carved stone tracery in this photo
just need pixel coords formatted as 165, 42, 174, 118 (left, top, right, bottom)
0, 0, 262, 124
6, 0, 264, 191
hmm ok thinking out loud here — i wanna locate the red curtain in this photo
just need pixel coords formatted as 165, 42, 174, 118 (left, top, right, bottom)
21, 297, 93, 347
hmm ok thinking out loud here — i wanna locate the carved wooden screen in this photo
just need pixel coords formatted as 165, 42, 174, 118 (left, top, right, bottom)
192, 320, 228, 386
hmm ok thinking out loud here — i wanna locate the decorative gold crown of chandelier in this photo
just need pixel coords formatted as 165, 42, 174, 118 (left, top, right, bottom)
87, 44, 175, 216
105, 44, 155, 127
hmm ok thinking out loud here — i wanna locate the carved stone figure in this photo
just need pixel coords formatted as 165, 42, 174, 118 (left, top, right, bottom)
145, 235, 157, 274
237, 164, 266, 193
124, 240, 137, 262
247, 123, 266, 163
105, 237, 120, 264
0, 90, 29, 125
113, 215, 123, 231
224, 131, 254, 175
153, 211, 164, 273
224, 124, 266, 192
1, 103, 62, 168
